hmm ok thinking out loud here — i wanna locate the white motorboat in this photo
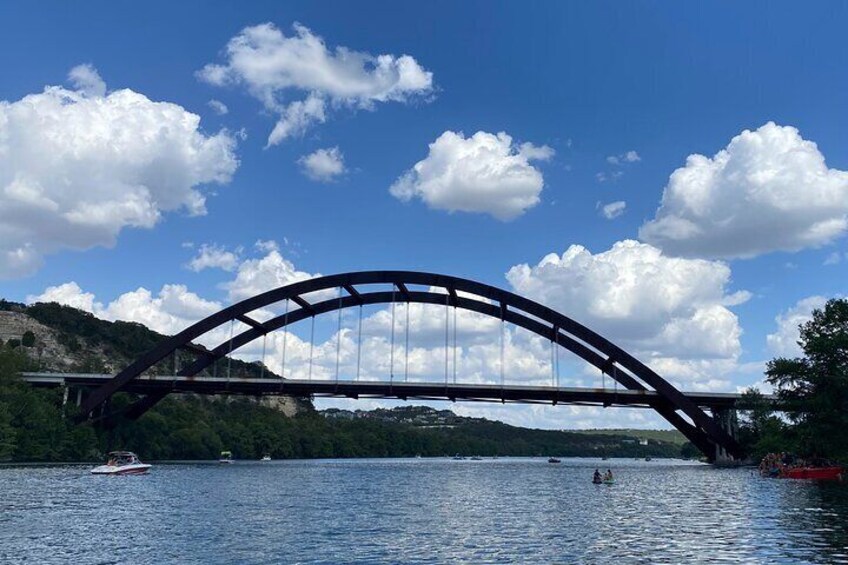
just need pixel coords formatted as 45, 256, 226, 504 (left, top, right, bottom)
90, 451, 152, 475
219, 450, 235, 464
261, 454, 271, 461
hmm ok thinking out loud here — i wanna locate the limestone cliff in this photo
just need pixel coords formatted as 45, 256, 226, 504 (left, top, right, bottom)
0, 300, 311, 415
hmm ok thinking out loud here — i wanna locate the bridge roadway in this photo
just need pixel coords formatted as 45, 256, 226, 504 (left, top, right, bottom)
21, 372, 755, 410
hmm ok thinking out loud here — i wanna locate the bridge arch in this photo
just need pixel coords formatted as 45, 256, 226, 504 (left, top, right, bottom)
78, 271, 742, 459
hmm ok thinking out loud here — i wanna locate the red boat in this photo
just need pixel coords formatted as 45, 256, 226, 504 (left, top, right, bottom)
759, 453, 844, 480
783, 466, 843, 480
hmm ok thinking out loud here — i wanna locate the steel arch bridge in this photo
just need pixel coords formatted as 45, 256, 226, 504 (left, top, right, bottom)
77, 271, 743, 460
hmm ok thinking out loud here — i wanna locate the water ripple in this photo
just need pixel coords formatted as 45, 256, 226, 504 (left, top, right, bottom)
2, 458, 848, 564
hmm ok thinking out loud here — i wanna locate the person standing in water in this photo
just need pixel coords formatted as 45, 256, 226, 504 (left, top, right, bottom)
593, 469, 602, 483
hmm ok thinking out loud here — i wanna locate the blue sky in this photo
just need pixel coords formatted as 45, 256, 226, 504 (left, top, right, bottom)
1, 1, 846, 428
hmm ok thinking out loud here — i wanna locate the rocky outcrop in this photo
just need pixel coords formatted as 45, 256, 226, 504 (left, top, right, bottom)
259, 395, 304, 417
1, 307, 310, 416
0, 311, 90, 372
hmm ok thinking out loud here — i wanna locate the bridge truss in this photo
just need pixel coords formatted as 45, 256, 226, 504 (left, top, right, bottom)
75, 271, 744, 460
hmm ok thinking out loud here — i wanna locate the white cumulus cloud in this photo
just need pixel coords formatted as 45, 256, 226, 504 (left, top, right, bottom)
67, 64, 106, 97
640, 122, 848, 259
198, 22, 433, 146
29, 283, 222, 337
26, 245, 313, 345
207, 99, 229, 115
600, 201, 626, 220
506, 240, 749, 389
606, 150, 640, 166
766, 295, 828, 357
298, 147, 346, 182
0, 66, 240, 279
186, 244, 242, 272
223, 241, 322, 303
28, 282, 98, 313
389, 130, 554, 221
99, 285, 222, 335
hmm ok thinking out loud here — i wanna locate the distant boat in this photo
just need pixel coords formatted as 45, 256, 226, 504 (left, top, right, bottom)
452, 454, 466, 460
548, 457, 561, 464
470, 456, 483, 461
260, 454, 271, 461
602, 456, 609, 461
219, 451, 234, 464
645, 457, 652, 462
91, 451, 151, 475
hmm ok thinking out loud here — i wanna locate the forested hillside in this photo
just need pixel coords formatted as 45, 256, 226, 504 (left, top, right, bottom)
0, 299, 691, 462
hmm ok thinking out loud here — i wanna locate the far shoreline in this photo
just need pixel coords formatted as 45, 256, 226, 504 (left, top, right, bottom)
0, 455, 707, 468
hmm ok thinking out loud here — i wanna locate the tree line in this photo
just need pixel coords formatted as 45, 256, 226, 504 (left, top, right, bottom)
4, 298, 847, 463
737, 298, 848, 463
0, 344, 683, 462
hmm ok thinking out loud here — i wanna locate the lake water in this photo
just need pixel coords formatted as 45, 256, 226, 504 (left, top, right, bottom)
2, 458, 847, 564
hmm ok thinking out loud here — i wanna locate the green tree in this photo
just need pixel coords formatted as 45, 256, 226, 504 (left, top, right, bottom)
21, 331, 36, 348
0, 344, 101, 462
0, 400, 15, 460
766, 298, 848, 459
679, 442, 701, 459
0, 345, 32, 458
737, 387, 789, 460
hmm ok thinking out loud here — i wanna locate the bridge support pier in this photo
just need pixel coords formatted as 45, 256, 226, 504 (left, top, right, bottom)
711, 408, 740, 465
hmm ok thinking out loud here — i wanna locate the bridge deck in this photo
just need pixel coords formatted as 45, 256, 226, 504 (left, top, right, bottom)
21, 372, 756, 409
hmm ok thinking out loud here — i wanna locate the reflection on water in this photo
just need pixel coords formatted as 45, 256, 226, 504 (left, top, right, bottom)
2, 458, 848, 564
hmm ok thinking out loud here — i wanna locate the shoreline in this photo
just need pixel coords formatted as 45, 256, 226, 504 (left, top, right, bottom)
0, 455, 705, 468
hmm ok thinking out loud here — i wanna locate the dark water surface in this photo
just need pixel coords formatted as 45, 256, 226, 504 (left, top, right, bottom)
2, 458, 848, 564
